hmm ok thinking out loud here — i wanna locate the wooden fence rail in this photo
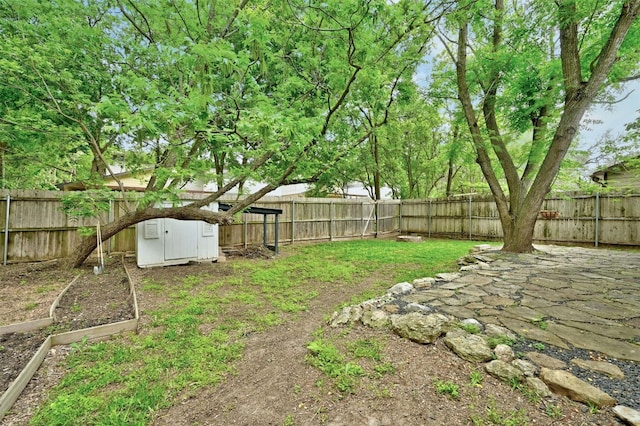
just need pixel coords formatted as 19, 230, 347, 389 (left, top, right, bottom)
1, 190, 638, 263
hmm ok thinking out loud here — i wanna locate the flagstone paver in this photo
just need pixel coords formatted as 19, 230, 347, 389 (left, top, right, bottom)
396, 244, 640, 361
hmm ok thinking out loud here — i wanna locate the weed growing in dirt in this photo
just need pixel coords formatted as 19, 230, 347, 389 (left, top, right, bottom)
545, 403, 563, 419
283, 413, 296, 426
23, 302, 38, 311
306, 332, 397, 394
306, 339, 365, 394
434, 379, 460, 399
471, 399, 529, 426
372, 362, 396, 378
469, 370, 483, 387
37, 284, 58, 293
508, 376, 521, 390
518, 384, 542, 404
348, 338, 382, 361
140, 278, 163, 291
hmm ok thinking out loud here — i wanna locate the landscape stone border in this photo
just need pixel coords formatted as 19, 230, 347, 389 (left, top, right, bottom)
0, 258, 139, 421
328, 245, 640, 425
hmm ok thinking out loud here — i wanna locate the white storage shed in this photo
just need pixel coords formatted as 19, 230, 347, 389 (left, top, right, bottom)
136, 202, 219, 268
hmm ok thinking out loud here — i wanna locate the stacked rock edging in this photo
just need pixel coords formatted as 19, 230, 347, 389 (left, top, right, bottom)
328, 244, 640, 425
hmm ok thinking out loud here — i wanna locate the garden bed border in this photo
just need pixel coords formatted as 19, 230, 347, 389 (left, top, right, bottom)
0, 260, 139, 420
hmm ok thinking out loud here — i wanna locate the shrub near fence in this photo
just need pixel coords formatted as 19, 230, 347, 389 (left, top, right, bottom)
1, 190, 639, 263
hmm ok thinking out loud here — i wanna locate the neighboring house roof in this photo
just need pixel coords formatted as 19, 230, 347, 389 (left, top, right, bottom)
591, 155, 640, 189
57, 168, 310, 197
57, 169, 157, 192
57, 167, 393, 200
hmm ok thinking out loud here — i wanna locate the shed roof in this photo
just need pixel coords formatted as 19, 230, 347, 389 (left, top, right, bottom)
218, 203, 283, 215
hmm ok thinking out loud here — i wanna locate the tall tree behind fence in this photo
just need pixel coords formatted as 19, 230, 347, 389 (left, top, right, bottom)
1, 190, 638, 263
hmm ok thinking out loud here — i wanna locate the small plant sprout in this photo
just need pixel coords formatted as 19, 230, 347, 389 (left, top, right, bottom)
545, 403, 563, 419
434, 379, 460, 399
531, 316, 548, 330
508, 376, 521, 390
484, 400, 529, 426
519, 385, 542, 404
24, 302, 38, 311
459, 322, 482, 334
486, 334, 517, 348
283, 413, 295, 426
532, 342, 546, 351
469, 370, 483, 387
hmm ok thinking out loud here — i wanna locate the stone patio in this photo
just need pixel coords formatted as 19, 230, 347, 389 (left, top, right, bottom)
330, 244, 640, 422
413, 245, 640, 362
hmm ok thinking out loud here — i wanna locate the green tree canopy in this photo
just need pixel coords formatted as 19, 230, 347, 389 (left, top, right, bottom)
1, 0, 448, 265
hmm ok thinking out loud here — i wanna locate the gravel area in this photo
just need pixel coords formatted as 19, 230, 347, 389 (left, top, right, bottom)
514, 340, 640, 410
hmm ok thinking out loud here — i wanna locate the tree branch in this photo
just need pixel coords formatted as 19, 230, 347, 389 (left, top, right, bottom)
455, 20, 509, 219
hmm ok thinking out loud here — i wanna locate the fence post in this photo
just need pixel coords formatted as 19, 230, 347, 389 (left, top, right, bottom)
398, 201, 403, 233
428, 199, 432, 238
361, 201, 365, 238
274, 214, 279, 253
291, 200, 295, 244
3, 194, 10, 266
329, 201, 334, 241
375, 201, 379, 238
469, 196, 472, 240
595, 192, 600, 247
243, 216, 248, 249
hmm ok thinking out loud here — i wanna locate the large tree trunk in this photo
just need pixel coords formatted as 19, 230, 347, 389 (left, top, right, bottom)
500, 208, 539, 252
453, 0, 640, 254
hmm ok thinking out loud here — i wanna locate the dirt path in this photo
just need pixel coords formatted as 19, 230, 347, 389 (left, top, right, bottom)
150, 275, 619, 426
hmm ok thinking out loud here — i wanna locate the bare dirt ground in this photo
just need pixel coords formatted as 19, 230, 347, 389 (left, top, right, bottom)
0, 258, 133, 395
1, 252, 624, 426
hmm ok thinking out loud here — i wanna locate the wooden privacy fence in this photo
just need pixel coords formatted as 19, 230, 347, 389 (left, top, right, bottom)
400, 192, 640, 246
0, 190, 401, 263
219, 198, 400, 249
1, 190, 639, 263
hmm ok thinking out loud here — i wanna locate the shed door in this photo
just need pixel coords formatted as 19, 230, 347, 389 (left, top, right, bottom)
164, 219, 198, 260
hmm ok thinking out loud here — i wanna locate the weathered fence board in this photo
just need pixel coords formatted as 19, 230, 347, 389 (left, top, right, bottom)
1, 190, 639, 263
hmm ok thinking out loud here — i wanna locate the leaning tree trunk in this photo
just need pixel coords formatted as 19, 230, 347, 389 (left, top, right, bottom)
65, 206, 233, 268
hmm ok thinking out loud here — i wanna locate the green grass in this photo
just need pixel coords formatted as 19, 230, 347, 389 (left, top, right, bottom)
306, 333, 396, 394
306, 338, 365, 394
31, 238, 484, 425
23, 302, 38, 311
